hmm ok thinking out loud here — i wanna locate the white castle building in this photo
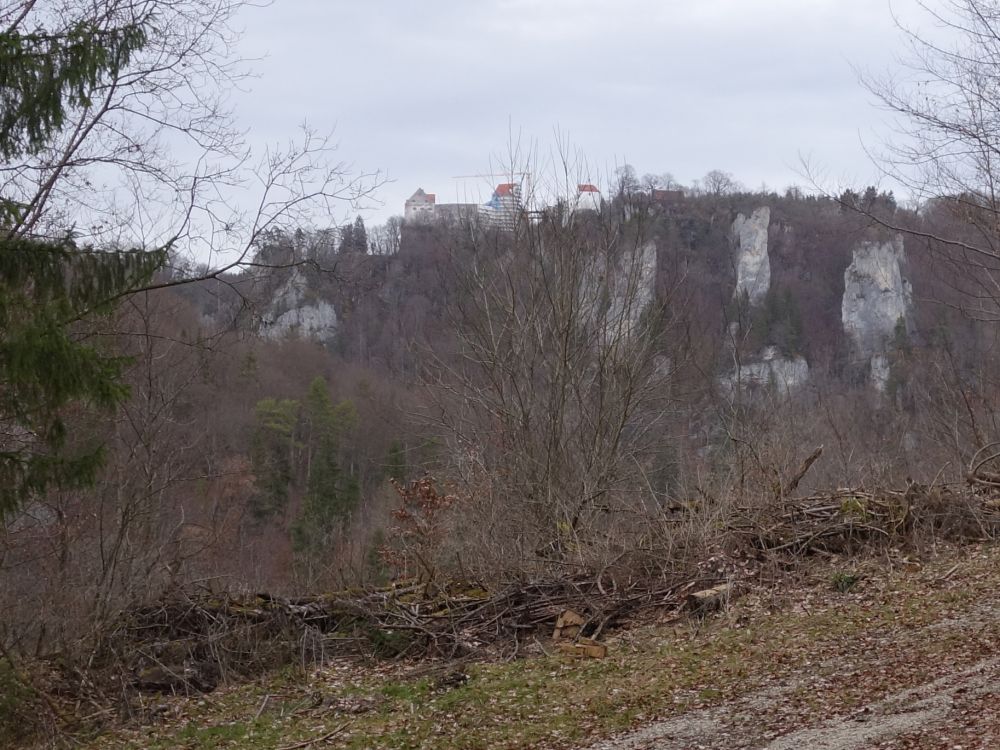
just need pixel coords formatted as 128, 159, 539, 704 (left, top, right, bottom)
404, 188, 436, 222
404, 181, 601, 229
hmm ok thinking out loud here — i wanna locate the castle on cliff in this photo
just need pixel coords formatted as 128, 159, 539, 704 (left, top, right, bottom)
404, 182, 602, 229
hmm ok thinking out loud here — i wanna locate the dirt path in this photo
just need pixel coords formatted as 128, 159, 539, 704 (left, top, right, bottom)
586, 578, 1000, 750
587, 655, 1000, 750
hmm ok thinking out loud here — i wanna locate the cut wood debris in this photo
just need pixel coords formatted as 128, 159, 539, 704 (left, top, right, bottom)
73, 474, 1000, 707
557, 638, 608, 659
553, 609, 586, 640
685, 584, 732, 614
16, 472, 1000, 749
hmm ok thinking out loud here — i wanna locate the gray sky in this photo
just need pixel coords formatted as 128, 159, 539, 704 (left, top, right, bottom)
234, 0, 927, 225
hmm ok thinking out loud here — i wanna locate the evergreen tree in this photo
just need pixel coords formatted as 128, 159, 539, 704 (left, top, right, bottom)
0, 14, 165, 516
0, 20, 147, 161
249, 398, 300, 521
838, 189, 860, 212
777, 288, 804, 355
886, 316, 913, 402
892, 315, 912, 355
292, 378, 359, 555
337, 223, 356, 254
352, 216, 368, 254
337, 216, 368, 254
753, 287, 803, 355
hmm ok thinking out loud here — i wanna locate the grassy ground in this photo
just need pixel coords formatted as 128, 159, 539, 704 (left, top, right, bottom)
61, 542, 1000, 750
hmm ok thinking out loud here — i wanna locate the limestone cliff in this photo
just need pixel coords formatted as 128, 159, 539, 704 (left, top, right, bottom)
260, 268, 338, 343
605, 239, 658, 341
841, 236, 912, 389
582, 240, 658, 344
732, 207, 771, 307
722, 345, 810, 395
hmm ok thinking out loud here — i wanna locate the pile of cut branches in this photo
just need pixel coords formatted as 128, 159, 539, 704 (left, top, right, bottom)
734, 480, 1000, 556
75, 457, 1000, 704
724, 444, 1000, 556
91, 573, 716, 698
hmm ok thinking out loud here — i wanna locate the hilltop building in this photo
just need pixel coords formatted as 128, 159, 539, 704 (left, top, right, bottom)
403, 181, 607, 230
404, 183, 523, 229
574, 184, 602, 212
480, 183, 522, 230
436, 202, 479, 224
651, 188, 685, 209
404, 188, 478, 225
404, 188, 436, 222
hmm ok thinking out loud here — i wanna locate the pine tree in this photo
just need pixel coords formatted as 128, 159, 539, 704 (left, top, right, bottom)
292, 378, 359, 555
336, 217, 368, 254
249, 398, 300, 521
0, 21, 147, 161
352, 216, 368, 254
0, 14, 166, 516
337, 223, 356, 254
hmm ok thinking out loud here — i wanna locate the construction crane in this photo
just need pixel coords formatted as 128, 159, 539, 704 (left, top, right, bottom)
450, 171, 531, 180
450, 172, 532, 207
451, 172, 532, 194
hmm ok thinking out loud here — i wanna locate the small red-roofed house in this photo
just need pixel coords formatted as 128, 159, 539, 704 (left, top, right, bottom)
405, 188, 436, 222
575, 183, 602, 212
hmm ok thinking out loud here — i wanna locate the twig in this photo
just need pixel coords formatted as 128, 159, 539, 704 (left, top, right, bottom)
937, 563, 961, 582
253, 694, 271, 721
533, 636, 552, 657
276, 722, 348, 750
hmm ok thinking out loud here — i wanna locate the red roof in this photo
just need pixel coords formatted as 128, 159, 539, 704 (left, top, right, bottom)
494, 183, 517, 196
408, 188, 436, 203
577, 184, 599, 193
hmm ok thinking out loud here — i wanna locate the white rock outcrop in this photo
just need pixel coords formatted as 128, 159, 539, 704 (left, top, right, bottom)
842, 236, 912, 390
583, 240, 658, 344
732, 207, 771, 307
261, 269, 338, 342
870, 354, 892, 393
722, 346, 809, 395
608, 239, 658, 340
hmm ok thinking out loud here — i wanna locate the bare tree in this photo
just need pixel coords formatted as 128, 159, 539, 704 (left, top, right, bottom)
701, 169, 741, 197
420, 151, 686, 576
0, 288, 234, 652
369, 216, 403, 256
863, 0, 1000, 319
1, 0, 379, 287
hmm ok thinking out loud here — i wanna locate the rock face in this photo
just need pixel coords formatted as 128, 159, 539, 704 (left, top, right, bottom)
260, 269, 338, 342
584, 240, 658, 343
608, 239, 658, 339
732, 207, 771, 307
722, 346, 810, 394
841, 236, 912, 389
724, 208, 802, 396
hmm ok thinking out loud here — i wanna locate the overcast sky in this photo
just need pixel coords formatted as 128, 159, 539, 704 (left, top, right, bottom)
233, 0, 929, 225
